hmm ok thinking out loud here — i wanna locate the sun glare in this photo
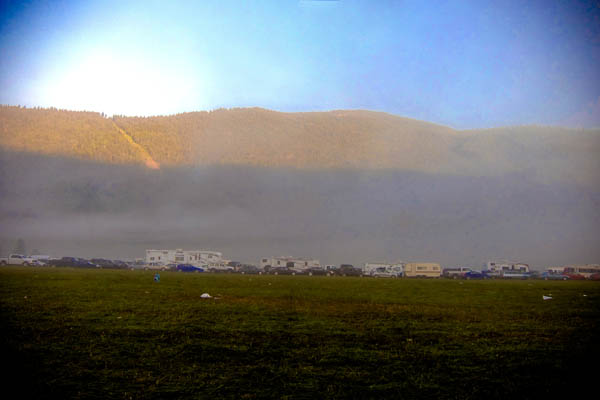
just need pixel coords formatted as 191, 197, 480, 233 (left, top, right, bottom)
38, 50, 199, 117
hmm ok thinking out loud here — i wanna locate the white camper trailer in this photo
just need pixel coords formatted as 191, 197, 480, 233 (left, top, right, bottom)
260, 256, 321, 273
363, 262, 404, 277
146, 249, 223, 268
486, 261, 530, 278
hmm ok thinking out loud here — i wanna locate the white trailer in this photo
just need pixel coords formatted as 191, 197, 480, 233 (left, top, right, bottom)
486, 261, 530, 277
363, 262, 404, 277
145, 249, 223, 267
260, 256, 321, 273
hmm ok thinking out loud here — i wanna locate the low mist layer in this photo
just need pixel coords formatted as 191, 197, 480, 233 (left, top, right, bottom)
1, 152, 598, 269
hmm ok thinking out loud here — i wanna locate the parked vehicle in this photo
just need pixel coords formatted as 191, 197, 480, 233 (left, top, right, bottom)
482, 270, 501, 279
47, 257, 98, 268
90, 258, 129, 269
335, 264, 363, 277
207, 264, 234, 273
589, 273, 600, 281
269, 266, 294, 275
238, 264, 261, 274
305, 267, 327, 276
30, 255, 51, 266
501, 271, 531, 279
442, 267, 472, 279
464, 271, 486, 280
367, 266, 403, 278
564, 272, 586, 280
0, 254, 34, 266
143, 262, 169, 271
563, 265, 600, 279
540, 271, 569, 281
176, 264, 204, 273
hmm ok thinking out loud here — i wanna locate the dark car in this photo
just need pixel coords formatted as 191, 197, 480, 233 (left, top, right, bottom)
238, 264, 261, 274
49, 257, 98, 268
305, 267, 327, 276
91, 258, 128, 269
176, 264, 204, 273
464, 271, 486, 280
335, 264, 363, 277
269, 266, 294, 275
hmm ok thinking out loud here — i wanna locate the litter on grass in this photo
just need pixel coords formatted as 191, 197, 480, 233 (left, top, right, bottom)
543, 295, 552, 300
201, 293, 212, 298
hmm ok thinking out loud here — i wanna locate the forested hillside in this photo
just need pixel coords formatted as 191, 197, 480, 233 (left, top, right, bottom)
0, 106, 148, 164
1, 105, 599, 187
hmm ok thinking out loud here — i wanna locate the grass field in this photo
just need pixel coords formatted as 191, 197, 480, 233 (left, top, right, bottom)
1, 267, 599, 399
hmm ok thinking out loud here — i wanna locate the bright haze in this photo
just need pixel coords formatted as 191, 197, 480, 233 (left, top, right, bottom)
1, 0, 599, 128
0, 1, 599, 270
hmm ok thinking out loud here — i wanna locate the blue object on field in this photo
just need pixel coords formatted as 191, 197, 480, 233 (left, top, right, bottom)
154, 273, 160, 282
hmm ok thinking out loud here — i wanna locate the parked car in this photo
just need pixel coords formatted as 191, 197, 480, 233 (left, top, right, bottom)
540, 271, 570, 281
588, 273, 600, 281
30, 255, 51, 266
335, 264, 363, 277
207, 264, 234, 273
0, 254, 35, 266
501, 271, 531, 279
90, 258, 128, 269
48, 257, 98, 268
464, 271, 486, 280
269, 266, 294, 275
442, 267, 472, 279
144, 262, 169, 271
482, 270, 501, 279
305, 267, 327, 276
238, 264, 261, 274
176, 264, 204, 273
564, 273, 586, 280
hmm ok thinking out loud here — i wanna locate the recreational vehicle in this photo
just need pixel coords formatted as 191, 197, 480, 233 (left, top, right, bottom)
145, 249, 223, 268
364, 262, 404, 277
403, 262, 442, 278
562, 264, 600, 279
260, 256, 320, 273
485, 261, 529, 278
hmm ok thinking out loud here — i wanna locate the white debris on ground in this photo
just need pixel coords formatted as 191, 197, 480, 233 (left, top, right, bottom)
200, 293, 212, 298
543, 295, 552, 300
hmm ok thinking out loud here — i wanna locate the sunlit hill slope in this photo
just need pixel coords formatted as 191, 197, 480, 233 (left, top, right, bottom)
1, 105, 599, 186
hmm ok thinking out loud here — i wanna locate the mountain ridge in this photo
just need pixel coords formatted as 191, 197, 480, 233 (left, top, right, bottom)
1, 105, 599, 187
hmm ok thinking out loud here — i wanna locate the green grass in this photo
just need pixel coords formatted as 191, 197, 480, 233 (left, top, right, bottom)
1, 267, 599, 399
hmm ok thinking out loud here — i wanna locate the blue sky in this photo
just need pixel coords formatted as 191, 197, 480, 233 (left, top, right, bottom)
1, 0, 599, 128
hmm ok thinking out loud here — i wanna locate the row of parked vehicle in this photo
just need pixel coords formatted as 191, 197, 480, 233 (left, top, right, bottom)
0, 254, 139, 269
3, 254, 599, 280
441, 268, 600, 280
0, 255, 368, 277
